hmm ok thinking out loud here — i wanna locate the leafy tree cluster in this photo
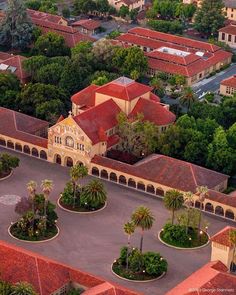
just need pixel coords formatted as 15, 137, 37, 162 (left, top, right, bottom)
0, 153, 19, 176
25, 0, 58, 14
118, 5, 139, 21
73, 0, 111, 15
148, 19, 183, 34
0, 73, 21, 110
157, 114, 236, 175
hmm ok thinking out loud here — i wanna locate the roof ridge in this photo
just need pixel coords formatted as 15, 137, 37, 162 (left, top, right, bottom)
189, 163, 198, 188
35, 257, 43, 295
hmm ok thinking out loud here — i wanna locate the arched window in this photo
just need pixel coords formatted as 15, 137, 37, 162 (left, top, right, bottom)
156, 187, 164, 196
54, 154, 62, 165
0, 138, 6, 146
65, 136, 74, 148
15, 143, 22, 152
65, 157, 73, 167
32, 148, 39, 157
119, 175, 127, 185
110, 172, 117, 182
101, 169, 108, 179
215, 206, 224, 216
23, 145, 30, 154
7, 141, 14, 149
128, 178, 136, 188
137, 181, 145, 191
205, 202, 214, 213
92, 167, 99, 176
40, 150, 47, 160
147, 184, 155, 194
225, 209, 235, 220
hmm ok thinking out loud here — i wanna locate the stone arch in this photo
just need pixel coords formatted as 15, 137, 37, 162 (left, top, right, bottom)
65, 156, 73, 167
110, 172, 117, 182
31, 147, 39, 157
92, 167, 99, 176
215, 206, 224, 216
23, 145, 30, 154
119, 175, 127, 185
40, 150, 47, 160
128, 178, 136, 188
54, 154, 62, 165
7, 140, 14, 149
137, 181, 145, 191
0, 137, 6, 146
156, 187, 164, 196
205, 202, 214, 213
101, 169, 108, 179
76, 161, 84, 166
195, 201, 203, 209
225, 209, 235, 220
147, 184, 155, 194
15, 143, 22, 152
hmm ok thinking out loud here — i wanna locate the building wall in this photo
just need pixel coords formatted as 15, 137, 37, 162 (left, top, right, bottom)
224, 7, 236, 21
220, 84, 236, 96
109, 0, 145, 11
211, 242, 234, 269
218, 31, 236, 48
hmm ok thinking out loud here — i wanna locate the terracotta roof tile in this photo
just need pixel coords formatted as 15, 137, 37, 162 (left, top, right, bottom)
71, 84, 99, 107
210, 226, 236, 247
71, 19, 101, 30
221, 75, 236, 88
219, 24, 236, 35
27, 9, 67, 25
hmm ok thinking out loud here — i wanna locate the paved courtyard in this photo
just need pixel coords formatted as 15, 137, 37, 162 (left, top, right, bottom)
0, 147, 234, 295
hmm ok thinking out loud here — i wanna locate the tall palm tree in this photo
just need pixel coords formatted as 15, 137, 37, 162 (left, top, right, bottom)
10, 282, 37, 295
164, 190, 184, 225
150, 76, 164, 96
41, 179, 53, 218
183, 191, 194, 234
196, 185, 209, 239
131, 206, 155, 253
80, 179, 107, 208
179, 86, 196, 110
123, 221, 136, 269
229, 229, 236, 272
70, 164, 88, 208
26, 181, 37, 226
0, 280, 12, 295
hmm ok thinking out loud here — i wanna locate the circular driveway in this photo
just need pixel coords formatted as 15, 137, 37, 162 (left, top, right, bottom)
0, 147, 234, 295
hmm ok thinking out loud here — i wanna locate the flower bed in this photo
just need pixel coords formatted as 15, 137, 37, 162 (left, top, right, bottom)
9, 222, 59, 242
58, 197, 106, 213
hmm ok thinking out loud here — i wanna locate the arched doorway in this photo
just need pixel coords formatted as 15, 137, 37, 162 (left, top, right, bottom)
215, 206, 224, 216
0, 138, 6, 146
76, 161, 84, 166
15, 143, 22, 152
205, 202, 214, 213
101, 169, 108, 179
195, 201, 203, 209
119, 175, 127, 185
23, 145, 30, 154
54, 154, 62, 165
137, 181, 145, 191
225, 209, 235, 220
40, 150, 47, 160
7, 140, 14, 149
32, 148, 39, 157
156, 187, 164, 196
147, 184, 155, 194
110, 172, 117, 182
92, 167, 99, 176
65, 157, 73, 167
128, 178, 136, 188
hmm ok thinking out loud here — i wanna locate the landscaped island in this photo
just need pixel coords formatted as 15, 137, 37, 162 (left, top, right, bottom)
0, 153, 19, 179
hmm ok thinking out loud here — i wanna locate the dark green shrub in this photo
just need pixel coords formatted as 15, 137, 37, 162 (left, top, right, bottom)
162, 223, 189, 245
143, 252, 168, 276
119, 246, 128, 265
129, 249, 144, 272
61, 181, 74, 205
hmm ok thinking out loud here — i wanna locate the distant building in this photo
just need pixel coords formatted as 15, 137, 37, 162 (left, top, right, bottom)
109, 0, 145, 11
0, 52, 30, 83
224, 0, 236, 22
218, 24, 236, 48
27, 9, 68, 26
116, 27, 232, 85
220, 75, 236, 96
71, 19, 101, 36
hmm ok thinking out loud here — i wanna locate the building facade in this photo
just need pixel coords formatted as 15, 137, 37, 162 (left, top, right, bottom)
220, 75, 236, 96
109, 0, 145, 11
218, 24, 236, 48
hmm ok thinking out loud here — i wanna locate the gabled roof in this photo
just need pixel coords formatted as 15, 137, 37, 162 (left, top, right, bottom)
129, 98, 176, 125
0, 107, 48, 148
27, 9, 67, 25
210, 226, 236, 247
0, 240, 141, 295
71, 84, 99, 107
224, 0, 236, 9
71, 19, 101, 30
219, 24, 236, 35
166, 261, 236, 295
73, 99, 121, 144
91, 154, 229, 193
221, 75, 236, 88
96, 77, 153, 101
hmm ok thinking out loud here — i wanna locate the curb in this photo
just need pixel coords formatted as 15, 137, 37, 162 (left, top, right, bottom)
8, 223, 60, 243
0, 170, 13, 181
57, 197, 107, 214
157, 230, 210, 250
111, 263, 166, 283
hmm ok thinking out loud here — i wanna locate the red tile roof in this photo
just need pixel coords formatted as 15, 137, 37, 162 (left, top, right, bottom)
167, 260, 236, 295
71, 84, 99, 107
129, 98, 176, 125
219, 24, 236, 35
71, 19, 101, 31
107, 134, 120, 148
27, 9, 67, 25
221, 75, 236, 88
210, 226, 236, 247
208, 190, 236, 208
91, 154, 229, 193
0, 107, 48, 148
96, 77, 153, 101
0, 240, 141, 295
73, 99, 121, 144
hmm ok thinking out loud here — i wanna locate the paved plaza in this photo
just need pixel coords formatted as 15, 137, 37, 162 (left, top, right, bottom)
0, 147, 234, 295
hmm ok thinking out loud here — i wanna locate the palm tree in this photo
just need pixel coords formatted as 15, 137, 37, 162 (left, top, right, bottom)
123, 221, 136, 269
150, 76, 164, 96
26, 181, 37, 226
229, 229, 236, 272
196, 186, 209, 239
70, 164, 88, 208
131, 206, 155, 253
164, 190, 184, 225
183, 191, 194, 234
10, 282, 37, 295
0, 280, 12, 295
41, 179, 53, 219
80, 180, 107, 208
179, 86, 196, 110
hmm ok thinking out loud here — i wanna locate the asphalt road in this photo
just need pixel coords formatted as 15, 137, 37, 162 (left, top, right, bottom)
0, 147, 234, 295
192, 63, 236, 98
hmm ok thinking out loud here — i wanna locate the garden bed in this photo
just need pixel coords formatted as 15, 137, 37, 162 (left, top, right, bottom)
58, 197, 106, 213
111, 260, 165, 282
0, 170, 12, 180
159, 228, 209, 249
9, 222, 59, 242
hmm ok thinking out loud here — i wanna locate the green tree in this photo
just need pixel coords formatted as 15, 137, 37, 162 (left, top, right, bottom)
131, 206, 155, 253
71, 41, 93, 57
70, 164, 88, 208
179, 87, 196, 110
0, 280, 12, 295
80, 179, 107, 208
0, 73, 21, 110
36, 63, 64, 85
10, 282, 37, 295
22, 56, 49, 81
194, 0, 226, 37
229, 229, 236, 272
163, 190, 184, 225
92, 75, 109, 85
0, 153, 19, 175
119, 5, 129, 18
227, 123, 236, 149
183, 191, 194, 234
33, 32, 70, 57
123, 221, 136, 269
26, 180, 37, 227
74, 0, 95, 14
0, 0, 33, 49
41, 179, 53, 221
150, 76, 165, 97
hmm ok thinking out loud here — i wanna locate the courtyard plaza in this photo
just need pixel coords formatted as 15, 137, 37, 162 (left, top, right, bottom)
0, 147, 234, 295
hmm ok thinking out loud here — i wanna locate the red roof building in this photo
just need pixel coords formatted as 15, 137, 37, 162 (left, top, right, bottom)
0, 52, 30, 83
116, 27, 232, 85
218, 24, 236, 49
211, 226, 235, 248
220, 75, 236, 96
0, 240, 141, 295
27, 9, 68, 25
71, 19, 101, 36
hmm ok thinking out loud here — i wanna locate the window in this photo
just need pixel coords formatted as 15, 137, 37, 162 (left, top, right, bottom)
228, 35, 232, 42
222, 33, 225, 40
235, 36, 236, 43
65, 136, 74, 148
